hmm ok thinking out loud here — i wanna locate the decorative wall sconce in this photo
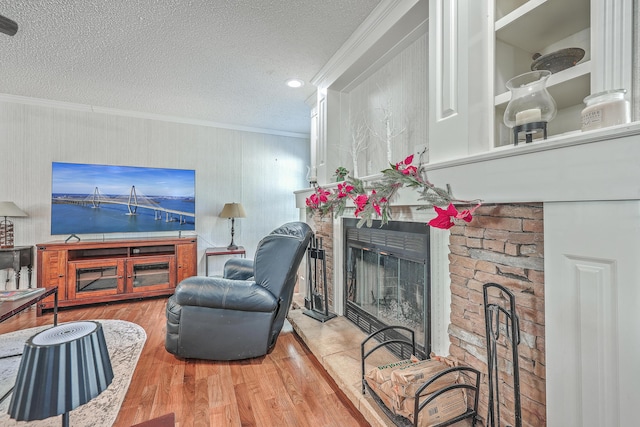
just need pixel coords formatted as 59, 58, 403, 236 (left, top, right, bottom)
503, 70, 557, 145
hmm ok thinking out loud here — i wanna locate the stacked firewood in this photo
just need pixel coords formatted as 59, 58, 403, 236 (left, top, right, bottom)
365, 355, 468, 427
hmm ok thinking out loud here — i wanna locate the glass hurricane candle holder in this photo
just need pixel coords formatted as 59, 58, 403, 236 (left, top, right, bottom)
503, 70, 557, 145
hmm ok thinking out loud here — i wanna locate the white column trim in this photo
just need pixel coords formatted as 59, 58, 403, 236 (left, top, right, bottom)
430, 228, 452, 356
433, 0, 459, 121
591, 0, 634, 93
332, 215, 345, 315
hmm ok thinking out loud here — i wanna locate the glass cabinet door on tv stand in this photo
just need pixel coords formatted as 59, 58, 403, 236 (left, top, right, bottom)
68, 259, 125, 301
127, 256, 176, 293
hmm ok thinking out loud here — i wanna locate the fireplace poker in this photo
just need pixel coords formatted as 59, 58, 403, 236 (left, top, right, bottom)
483, 282, 522, 427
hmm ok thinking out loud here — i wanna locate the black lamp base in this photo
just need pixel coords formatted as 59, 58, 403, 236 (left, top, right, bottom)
227, 218, 238, 250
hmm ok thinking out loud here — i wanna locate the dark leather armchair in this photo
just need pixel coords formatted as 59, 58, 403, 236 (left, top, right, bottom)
165, 221, 312, 360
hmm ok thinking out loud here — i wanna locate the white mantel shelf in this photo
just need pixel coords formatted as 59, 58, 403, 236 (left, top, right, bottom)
296, 122, 640, 207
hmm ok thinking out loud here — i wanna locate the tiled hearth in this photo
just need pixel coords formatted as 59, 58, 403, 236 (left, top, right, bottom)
287, 297, 474, 427
287, 301, 395, 427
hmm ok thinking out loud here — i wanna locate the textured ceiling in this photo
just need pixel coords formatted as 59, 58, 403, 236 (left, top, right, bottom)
0, 0, 382, 135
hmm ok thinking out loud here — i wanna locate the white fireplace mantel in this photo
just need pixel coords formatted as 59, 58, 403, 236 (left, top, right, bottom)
296, 122, 640, 208
296, 125, 640, 426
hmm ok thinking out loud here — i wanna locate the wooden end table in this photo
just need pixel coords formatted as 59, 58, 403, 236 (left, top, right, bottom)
204, 246, 246, 276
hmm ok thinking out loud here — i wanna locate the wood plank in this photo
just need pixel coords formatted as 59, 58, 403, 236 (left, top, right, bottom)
0, 297, 370, 427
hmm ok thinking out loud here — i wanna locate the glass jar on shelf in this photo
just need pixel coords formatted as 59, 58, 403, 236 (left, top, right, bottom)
581, 89, 630, 132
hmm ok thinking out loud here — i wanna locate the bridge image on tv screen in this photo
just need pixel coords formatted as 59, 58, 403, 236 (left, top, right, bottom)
51, 162, 196, 235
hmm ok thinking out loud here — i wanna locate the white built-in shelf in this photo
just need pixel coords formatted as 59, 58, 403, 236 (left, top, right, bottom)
493, 0, 591, 147
495, 0, 590, 53
494, 60, 592, 109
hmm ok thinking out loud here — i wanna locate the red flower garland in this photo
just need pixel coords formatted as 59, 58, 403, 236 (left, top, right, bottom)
306, 155, 481, 229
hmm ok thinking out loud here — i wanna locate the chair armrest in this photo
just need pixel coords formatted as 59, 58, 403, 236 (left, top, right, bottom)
223, 258, 254, 280
174, 276, 277, 312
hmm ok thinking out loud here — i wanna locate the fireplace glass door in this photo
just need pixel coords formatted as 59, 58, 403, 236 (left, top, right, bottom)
347, 246, 429, 355
344, 219, 431, 358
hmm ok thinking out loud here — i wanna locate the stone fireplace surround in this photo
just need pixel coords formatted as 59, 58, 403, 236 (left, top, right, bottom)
306, 202, 544, 427
293, 124, 640, 427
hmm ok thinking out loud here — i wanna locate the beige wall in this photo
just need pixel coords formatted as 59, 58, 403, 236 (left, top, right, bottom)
0, 99, 309, 287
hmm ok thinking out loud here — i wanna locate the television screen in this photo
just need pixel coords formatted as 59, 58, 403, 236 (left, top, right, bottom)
51, 162, 195, 235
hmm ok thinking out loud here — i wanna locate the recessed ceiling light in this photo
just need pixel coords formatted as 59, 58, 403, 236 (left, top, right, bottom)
286, 78, 304, 88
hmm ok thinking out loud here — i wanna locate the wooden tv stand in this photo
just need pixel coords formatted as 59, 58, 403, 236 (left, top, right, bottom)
36, 237, 197, 311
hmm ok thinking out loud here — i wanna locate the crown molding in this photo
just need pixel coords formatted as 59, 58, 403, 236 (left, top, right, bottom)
310, 0, 427, 90
0, 93, 309, 139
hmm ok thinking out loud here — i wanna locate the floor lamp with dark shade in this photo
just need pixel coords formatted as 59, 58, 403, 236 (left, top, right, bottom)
8, 321, 114, 427
219, 202, 246, 250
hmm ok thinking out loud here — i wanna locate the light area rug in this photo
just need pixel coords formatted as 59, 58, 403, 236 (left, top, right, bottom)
0, 319, 146, 426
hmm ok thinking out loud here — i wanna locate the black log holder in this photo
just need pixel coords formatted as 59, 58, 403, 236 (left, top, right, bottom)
513, 121, 547, 145
304, 235, 336, 322
361, 326, 481, 427
483, 283, 522, 427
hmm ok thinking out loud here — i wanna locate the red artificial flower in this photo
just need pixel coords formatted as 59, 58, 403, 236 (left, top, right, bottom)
368, 190, 383, 215
354, 194, 369, 207
428, 203, 481, 229
353, 194, 369, 216
306, 188, 332, 209
305, 193, 319, 208
317, 188, 331, 203
455, 204, 480, 223
402, 165, 417, 175
372, 202, 381, 215
428, 204, 459, 229
337, 182, 354, 199
395, 154, 418, 175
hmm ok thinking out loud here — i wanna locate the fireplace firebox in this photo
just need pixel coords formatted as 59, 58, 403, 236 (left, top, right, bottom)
343, 218, 431, 359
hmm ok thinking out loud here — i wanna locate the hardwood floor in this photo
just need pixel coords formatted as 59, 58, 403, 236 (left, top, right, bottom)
0, 297, 370, 427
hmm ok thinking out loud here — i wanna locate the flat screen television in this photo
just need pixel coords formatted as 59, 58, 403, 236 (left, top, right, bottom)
51, 162, 196, 236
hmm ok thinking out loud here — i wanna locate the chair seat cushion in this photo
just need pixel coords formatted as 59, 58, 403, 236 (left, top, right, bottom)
175, 276, 277, 312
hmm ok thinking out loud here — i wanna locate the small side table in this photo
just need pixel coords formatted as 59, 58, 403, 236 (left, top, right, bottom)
0, 246, 33, 289
205, 246, 246, 276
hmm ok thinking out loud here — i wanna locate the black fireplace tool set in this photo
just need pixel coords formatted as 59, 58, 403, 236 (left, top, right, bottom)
483, 282, 523, 427
303, 235, 336, 322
